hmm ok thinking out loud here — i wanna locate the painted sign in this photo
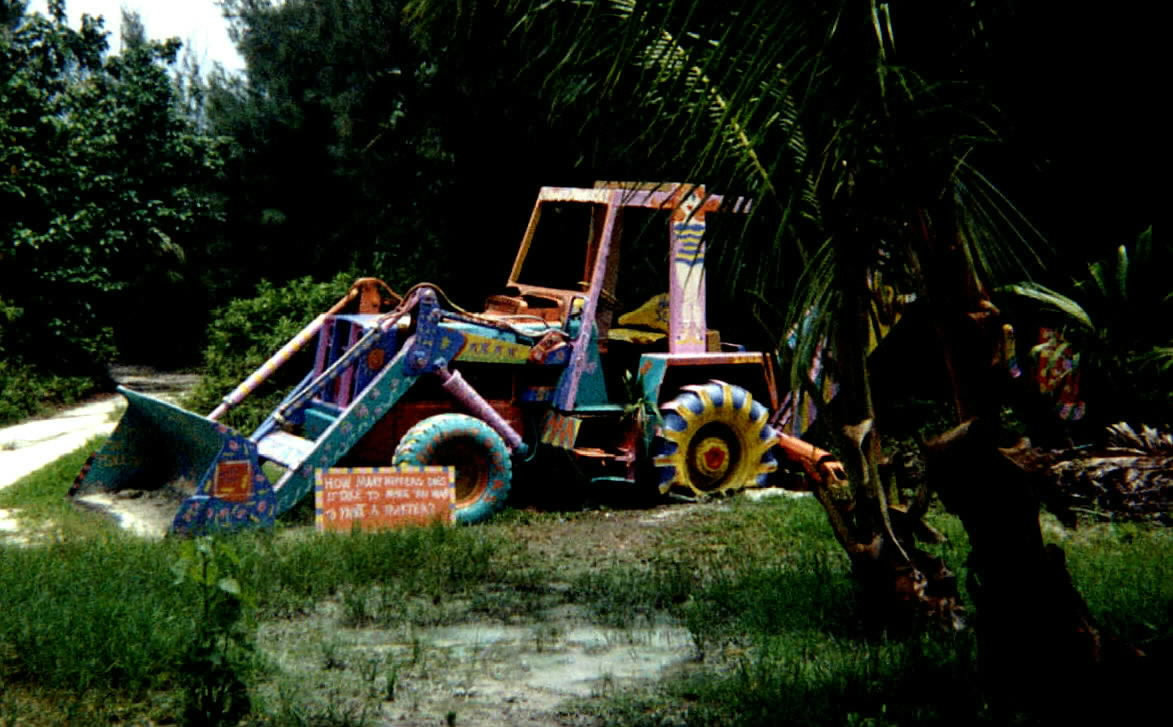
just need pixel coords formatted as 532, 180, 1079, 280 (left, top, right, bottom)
314, 466, 455, 532
540, 411, 581, 449
455, 331, 531, 364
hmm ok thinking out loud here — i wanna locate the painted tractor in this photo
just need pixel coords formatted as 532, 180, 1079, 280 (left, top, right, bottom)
71, 183, 842, 533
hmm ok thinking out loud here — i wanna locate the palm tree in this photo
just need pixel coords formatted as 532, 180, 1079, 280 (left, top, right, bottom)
409, 0, 1046, 618
405, 1, 1141, 708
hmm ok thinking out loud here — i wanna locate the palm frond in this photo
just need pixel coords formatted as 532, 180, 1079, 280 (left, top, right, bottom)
1001, 282, 1096, 333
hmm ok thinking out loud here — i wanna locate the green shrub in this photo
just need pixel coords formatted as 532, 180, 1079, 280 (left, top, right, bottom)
0, 358, 98, 426
182, 274, 354, 433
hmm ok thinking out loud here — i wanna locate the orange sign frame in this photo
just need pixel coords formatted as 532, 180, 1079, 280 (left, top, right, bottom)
314, 466, 455, 532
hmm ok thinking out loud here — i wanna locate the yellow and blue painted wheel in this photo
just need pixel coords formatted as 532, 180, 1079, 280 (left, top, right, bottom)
653, 381, 778, 498
392, 413, 512, 524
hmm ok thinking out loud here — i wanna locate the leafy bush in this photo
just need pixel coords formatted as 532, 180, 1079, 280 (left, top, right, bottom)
0, 297, 99, 425
0, 358, 98, 426
181, 274, 355, 433
172, 537, 256, 727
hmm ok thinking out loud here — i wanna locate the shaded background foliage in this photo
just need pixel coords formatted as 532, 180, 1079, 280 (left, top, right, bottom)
1, 0, 221, 378
0, 0, 1158, 434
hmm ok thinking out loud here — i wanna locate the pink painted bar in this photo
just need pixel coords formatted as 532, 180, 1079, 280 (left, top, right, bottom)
335, 319, 362, 408
436, 366, 525, 452
210, 314, 329, 421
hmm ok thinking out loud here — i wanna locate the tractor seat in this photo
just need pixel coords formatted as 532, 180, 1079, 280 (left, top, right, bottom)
607, 293, 724, 351
607, 293, 668, 345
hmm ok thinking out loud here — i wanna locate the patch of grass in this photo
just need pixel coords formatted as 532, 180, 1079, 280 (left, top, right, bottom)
661, 495, 852, 565
0, 537, 196, 695
667, 631, 983, 727
569, 499, 985, 727
576, 499, 1170, 727
1, 447, 1168, 727
1054, 517, 1173, 647
263, 682, 377, 727
239, 523, 514, 621
0, 437, 119, 541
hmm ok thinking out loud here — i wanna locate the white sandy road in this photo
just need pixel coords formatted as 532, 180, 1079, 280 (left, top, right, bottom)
0, 395, 124, 542
0, 368, 200, 540
0, 395, 124, 491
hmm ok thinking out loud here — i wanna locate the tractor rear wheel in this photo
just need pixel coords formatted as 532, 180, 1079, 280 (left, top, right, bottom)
652, 381, 778, 498
392, 414, 512, 524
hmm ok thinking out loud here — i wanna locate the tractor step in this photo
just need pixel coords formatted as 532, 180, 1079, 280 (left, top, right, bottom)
304, 401, 341, 439
590, 475, 636, 486
571, 447, 616, 459
257, 430, 315, 468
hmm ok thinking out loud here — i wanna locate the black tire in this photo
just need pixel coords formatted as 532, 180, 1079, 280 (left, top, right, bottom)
392, 413, 512, 524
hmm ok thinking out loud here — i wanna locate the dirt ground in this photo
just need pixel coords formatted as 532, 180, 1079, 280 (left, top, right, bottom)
255, 501, 745, 726
252, 491, 810, 726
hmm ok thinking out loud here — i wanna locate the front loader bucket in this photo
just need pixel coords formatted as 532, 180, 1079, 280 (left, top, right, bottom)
69, 387, 276, 536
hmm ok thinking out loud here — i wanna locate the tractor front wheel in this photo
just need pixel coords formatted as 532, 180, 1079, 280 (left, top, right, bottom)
392, 414, 512, 524
652, 381, 778, 498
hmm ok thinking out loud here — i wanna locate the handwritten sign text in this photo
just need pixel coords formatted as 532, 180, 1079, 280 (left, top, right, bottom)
314, 466, 454, 532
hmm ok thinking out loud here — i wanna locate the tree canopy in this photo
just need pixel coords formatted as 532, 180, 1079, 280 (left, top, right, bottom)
1, 0, 222, 372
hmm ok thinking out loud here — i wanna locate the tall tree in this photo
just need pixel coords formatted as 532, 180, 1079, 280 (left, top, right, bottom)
205, 0, 469, 301
407, 0, 1035, 621
1, 1, 222, 370
206, 0, 652, 307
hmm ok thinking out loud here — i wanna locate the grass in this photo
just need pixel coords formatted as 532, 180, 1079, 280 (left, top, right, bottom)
1054, 516, 1173, 647
0, 445, 1169, 726
0, 436, 117, 541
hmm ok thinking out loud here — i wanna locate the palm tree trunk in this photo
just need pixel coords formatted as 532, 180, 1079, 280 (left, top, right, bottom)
919, 212, 1144, 717
813, 225, 964, 630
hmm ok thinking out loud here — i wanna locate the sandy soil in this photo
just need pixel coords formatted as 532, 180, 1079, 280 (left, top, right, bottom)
256, 503, 734, 726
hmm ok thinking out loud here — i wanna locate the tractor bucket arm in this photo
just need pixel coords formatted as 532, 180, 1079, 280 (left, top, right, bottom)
69, 281, 415, 536
210, 278, 394, 421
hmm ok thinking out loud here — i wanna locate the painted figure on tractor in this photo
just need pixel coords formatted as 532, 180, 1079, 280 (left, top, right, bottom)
72, 182, 843, 533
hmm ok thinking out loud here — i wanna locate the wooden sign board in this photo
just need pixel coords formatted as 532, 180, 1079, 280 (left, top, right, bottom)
314, 466, 455, 532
